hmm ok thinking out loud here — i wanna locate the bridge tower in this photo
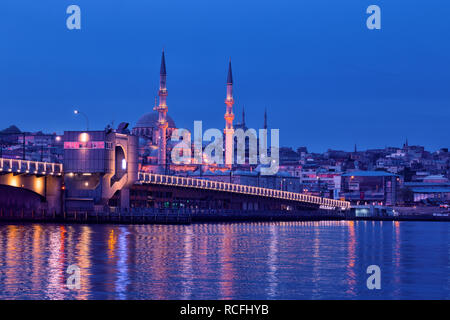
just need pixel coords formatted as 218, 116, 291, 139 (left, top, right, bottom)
63, 130, 138, 211
224, 59, 235, 166
155, 49, 169, 167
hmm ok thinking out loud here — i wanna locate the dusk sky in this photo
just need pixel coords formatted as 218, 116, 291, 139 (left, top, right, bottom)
1, 0, 449, 152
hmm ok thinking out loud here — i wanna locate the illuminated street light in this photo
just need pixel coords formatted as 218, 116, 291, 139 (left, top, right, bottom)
74, 109, 89, 131
80, 132, 89, 142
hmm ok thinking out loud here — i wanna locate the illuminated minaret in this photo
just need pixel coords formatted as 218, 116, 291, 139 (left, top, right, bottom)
224, 59, 235, 166
154, 49, 168, 166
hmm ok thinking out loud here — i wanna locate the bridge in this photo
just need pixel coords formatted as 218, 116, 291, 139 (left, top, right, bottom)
138, 172, 350, 210
0, 156, 350, 218
0, 158, 63, 214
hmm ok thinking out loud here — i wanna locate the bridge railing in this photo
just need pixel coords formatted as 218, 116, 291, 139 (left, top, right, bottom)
138, 172, 351, 210
0, 158, 63, 175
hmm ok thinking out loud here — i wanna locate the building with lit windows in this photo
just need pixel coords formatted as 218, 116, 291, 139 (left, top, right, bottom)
341, 171, 399, 205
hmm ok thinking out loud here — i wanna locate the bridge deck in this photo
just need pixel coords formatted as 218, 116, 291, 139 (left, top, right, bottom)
138, 172, 350, 210
0, 158, 63, 176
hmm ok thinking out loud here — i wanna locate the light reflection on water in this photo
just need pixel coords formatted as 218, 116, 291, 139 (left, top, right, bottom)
0, 221, 448, 299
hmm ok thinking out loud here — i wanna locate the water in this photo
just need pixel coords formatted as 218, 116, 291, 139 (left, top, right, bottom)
0, 221, 448, 299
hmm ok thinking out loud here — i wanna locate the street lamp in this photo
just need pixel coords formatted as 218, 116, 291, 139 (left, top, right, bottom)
74, 109, 89, 131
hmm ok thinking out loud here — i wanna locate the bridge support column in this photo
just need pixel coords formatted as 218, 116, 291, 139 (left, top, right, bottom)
45, 176, 62, 214
120, 188, 130, 210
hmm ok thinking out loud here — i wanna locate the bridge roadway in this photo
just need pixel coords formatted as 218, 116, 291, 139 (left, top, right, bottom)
0, 158, 63, 176
138, 172, 350, 210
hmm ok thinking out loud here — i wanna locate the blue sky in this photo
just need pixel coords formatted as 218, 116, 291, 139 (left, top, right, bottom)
1, 0, 449, 152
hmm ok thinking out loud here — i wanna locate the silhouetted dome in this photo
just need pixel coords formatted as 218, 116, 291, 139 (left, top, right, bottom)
134, 112, 176, 129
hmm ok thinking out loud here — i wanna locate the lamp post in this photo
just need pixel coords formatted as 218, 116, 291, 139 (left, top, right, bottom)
22, 132, 25, 160
74, 109, 89, 131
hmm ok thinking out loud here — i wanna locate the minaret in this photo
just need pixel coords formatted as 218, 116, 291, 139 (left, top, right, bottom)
154, 49, 169, 167
224, 59, 235, 166
263, 108, 267, 130
242, 106, 246, 128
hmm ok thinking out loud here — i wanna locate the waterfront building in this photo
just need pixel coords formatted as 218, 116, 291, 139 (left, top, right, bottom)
341, 171, 399, 205
404, 176, 450, 203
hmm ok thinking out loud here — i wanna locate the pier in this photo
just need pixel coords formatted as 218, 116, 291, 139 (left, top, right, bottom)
1, 205, 448, 225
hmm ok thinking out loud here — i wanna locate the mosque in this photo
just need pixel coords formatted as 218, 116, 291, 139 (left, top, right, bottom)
130, 51, 299, 192
132, 50, 263, 172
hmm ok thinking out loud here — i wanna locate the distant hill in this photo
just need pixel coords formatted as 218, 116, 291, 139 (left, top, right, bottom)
0, 125, 21, 134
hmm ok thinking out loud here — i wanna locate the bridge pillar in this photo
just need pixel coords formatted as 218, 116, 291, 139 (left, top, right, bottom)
120, 188, 130, 210
0, 173, 63, 213
63, 130, 138, 212
45, 176, 63, 214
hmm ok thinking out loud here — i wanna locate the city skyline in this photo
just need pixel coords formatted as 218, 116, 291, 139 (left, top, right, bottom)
1, 0, 449, 153
1, 0, 450, 302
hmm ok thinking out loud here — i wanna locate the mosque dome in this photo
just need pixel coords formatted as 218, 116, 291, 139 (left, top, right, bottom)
134, 111, 176, 129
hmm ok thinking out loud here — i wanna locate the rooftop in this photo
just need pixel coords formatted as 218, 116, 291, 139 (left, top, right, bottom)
410, 188, 450, 193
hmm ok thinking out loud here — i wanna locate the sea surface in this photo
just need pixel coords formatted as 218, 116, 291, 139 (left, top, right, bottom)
0, 221, 448, 299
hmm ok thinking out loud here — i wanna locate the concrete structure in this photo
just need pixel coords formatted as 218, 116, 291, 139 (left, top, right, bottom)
63, 130, 138, 212
351, 205, 395, 218
0, 158, 63, 213
404, 181, 450, 203
0, 152, 350, 221
136, 172, 349, 210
